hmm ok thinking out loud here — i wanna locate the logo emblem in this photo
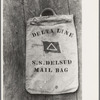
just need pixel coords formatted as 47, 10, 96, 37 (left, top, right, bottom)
43, 41, 61, 53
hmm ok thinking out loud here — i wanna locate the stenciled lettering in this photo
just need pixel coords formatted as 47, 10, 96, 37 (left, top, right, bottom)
55, 68, 68, 72
31, 28, 74, 38
34, 67, 53, 72
32, 60, 72, 65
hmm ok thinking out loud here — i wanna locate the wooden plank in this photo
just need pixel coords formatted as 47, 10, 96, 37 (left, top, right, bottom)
68, 0, 82, 100
24, 0, 70, 20
3, 0, 81, 100
3, 0, 33, 100
24, 0, 77, 99
24, 0, 76, 100
53, 93, 77, 100
45, 93, 77, 100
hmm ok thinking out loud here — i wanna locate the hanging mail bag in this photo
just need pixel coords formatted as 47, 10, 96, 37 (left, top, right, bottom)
26, 8, 79, 94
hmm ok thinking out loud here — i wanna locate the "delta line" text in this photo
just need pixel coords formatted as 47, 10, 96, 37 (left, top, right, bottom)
32, 28, 74, 38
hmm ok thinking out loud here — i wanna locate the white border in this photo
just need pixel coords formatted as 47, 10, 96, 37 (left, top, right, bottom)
1, 0, 99, 100
82, 0, 99, 100
1, 0, 3, 100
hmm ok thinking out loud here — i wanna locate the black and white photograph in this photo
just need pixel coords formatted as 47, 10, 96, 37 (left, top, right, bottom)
2, 0, 98, 100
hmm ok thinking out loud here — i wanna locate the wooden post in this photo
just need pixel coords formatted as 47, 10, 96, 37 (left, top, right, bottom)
3, 0, 81, 100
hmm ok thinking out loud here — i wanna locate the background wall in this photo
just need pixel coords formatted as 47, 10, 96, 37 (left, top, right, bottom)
3, 0, 82, 100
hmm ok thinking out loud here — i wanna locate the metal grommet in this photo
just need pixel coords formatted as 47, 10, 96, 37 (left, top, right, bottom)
55, 85, 58, 89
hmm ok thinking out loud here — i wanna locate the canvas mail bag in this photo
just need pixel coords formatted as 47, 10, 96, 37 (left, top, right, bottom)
26, 9, 78, 94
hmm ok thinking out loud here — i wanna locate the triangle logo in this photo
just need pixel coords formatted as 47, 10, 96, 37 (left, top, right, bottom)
47, 43, 57, 51
43, 41, 61, 53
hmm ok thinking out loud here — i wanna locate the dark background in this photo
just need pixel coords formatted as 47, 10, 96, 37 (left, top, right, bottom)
3, 0, 81, 100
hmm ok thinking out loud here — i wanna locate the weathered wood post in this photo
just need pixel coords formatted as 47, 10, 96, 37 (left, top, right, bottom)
3, 0, 81, 100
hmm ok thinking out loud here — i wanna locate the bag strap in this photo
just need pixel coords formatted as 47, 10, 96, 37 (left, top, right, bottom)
40, 8, 56, 17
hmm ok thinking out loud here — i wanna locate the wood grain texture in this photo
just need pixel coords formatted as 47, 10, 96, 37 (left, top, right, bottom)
68, 0, 82, 100
3, 0, 28, 100
3, 0, 81, 100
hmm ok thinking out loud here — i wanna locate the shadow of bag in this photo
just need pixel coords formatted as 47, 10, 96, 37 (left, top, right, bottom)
26, 8, 78, 94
